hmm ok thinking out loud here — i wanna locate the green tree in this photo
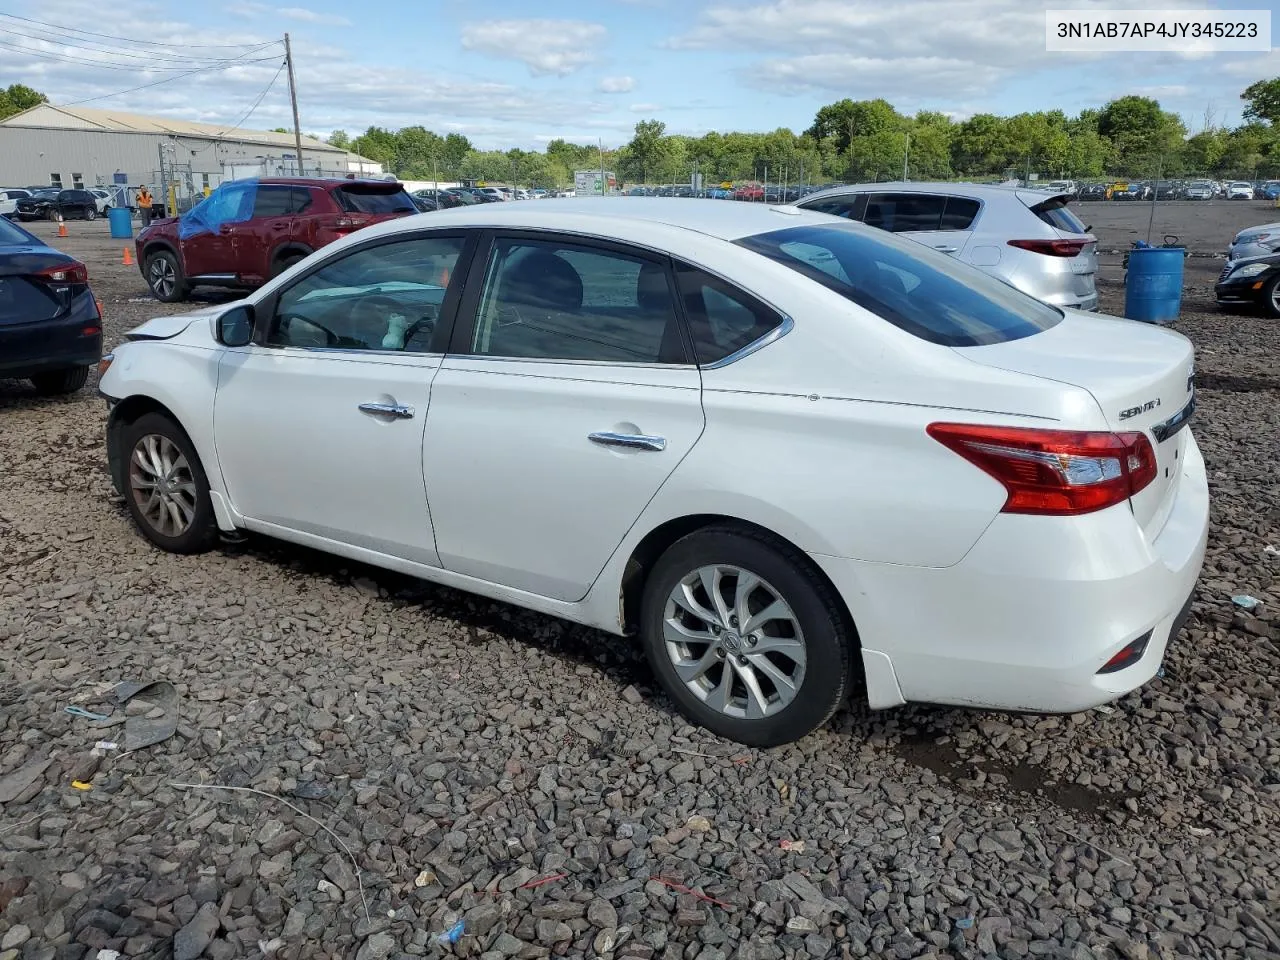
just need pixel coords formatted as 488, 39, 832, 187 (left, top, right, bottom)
1096, 96, 1186, 170
441, 133, 473, 177
327, 129, 350, 149
0, 83, 47, 120
1182, 130, 1227, 174
626, 119, 670, 184
1242, 78, 1280, 125
350, 126, 399, 170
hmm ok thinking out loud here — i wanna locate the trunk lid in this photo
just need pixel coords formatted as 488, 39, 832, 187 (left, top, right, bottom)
954, 310, 1195, 538
0, 247, 81, 325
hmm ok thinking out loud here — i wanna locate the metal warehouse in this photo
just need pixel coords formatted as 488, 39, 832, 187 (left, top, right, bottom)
0, 104, 381, 210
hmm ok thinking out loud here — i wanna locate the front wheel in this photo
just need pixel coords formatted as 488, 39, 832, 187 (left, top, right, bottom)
146, 250, 188, 302
1261, 274, 1280, 319
119, 412, 218, 553
84, 206, 96, 221
640, 527, 854, 747
30, 366, 89, 395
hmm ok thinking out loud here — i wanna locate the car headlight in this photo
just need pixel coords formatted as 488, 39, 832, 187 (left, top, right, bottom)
1228, 262, 1271, 280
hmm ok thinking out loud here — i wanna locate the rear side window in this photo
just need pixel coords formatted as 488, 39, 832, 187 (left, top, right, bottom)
939, 197, 981, 230
0, 217, 33, 244
334, 187, 416, 215
737, 222, 1062, 347
863, 193, 947, 232
676, 265, 785, 364
1032, 198, 1087, 234
253, 185, 296, 218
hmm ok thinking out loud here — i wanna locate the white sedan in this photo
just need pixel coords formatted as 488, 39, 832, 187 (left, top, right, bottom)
98, 199, 1208, 746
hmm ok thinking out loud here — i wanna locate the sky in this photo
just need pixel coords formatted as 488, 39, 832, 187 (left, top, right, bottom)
1, 0, 1279, 149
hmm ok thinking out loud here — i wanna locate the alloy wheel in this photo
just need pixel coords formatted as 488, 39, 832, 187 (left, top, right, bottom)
662, 564, 806, 720
129, 434, 198, 537
149, 257, 175, 298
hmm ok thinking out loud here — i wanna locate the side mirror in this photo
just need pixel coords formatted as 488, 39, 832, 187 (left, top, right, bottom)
215, 304, 254, 347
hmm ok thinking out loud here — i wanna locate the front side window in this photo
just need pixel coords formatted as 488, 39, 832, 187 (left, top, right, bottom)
269, 236, 463, 352
737, 222, 1062, 347
675, 265, 785, 364
469, 238, 683, 363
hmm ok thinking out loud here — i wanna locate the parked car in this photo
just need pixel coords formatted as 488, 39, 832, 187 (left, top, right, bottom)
1043, 180, 1078, 199
797, 182, 1099, 311
0, 188, 33, 218
1111, 182, 1151, 201
1260, 180, 1280, 200
88, 189, 115, 214
135, 177, 417, 302
15, 188, 99, 221
1227, 221, 1280, 261
0, 215, 102, 394
1153, 181, 1180, 200
1225, 181, 1255, 200
411, 195, 439, 212
98, 198, 1206, 746
1184, 181, 1215, 201
1078, 183, 1111, 201
1215, 250, 1280, 316
733, 183, 764, 201
477, 187, 508, 202
412, 188, 465, 210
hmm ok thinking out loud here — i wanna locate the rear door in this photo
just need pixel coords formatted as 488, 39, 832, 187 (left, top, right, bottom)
230, 184, 296, 284
863, 193, 976, 258
422, 231, 705, 601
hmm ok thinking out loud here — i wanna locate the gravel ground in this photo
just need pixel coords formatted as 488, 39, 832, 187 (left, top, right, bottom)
0, 212, 1276, 960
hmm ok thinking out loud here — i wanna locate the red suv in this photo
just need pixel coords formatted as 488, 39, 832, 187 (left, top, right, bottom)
136, 178, 417, 302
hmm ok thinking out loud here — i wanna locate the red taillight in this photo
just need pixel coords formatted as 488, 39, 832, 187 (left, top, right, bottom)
330, 215, 372, 233
1007, 238, 1089, 257
36, 261, 89, 283
927, 423, 1157, 516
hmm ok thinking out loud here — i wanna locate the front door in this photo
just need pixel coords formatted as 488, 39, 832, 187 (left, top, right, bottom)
180, 181, 253, 278
213, 232, 468, 566
423, 233, 705, 602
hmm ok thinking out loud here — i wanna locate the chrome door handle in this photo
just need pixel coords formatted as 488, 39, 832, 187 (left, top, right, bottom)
933, 245, 958, 253
358, 401, 414, 419
589, 431, 666, 452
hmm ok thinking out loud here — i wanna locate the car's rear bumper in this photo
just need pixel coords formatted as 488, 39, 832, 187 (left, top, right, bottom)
813, 431, 1209, 714
0, 292, 103, 377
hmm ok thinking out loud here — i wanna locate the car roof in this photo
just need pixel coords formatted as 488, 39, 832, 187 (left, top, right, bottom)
366, 197, 842, 242
256, 177, 404, 188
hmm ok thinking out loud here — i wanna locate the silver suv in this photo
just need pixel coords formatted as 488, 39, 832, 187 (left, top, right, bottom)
797, 182, 1098, 311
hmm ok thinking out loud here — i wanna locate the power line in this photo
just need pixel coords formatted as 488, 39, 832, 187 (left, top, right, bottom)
194, 61, 288, 150
0, 38, 279, 72
0, 12, 282, 49
0, 23, 280, 64
57, 56, 286, 106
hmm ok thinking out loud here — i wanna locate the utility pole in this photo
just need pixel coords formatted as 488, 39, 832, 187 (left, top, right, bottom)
284, 33, 304, 174
903, 132, 909, 182
1146, 153, 1163, 245
599, 138, 606, 196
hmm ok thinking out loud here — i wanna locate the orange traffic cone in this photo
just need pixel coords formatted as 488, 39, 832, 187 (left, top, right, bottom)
57, 217, 68, 238
122, 247, 134, 266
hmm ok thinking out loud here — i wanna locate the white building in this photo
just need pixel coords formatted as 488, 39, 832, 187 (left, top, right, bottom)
0, 104, 380, 208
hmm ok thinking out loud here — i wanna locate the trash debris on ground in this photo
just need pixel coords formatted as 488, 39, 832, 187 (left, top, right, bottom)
1232, 595, 1261, 611
515, 872, 567, 890
779, 838, 805, 853
114, 680, 179, 750
651, 877, 734, 910
95, 951, 123, 960
92, 741, 118, 755
1264, 544, 1279, 556
0, 759, 52, 804
414, 870, 437, 888
436, 919, 465, 945
64, 705, 111, 722
954, 917, 974, 930
685, 814, 712, 832
71, 780, 93, 791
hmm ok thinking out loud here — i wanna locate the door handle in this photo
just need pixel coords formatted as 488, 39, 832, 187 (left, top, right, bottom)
932, 245, 958, 253
589, 431, 666, 452
358, 401, 414, 419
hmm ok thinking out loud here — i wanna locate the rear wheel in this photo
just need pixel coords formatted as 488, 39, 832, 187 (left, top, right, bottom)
30, 366, 89, 395
640, 526, 854, 747
272, 252, 306, 277
120, 412, 218, 553
1262, 274, 1280, 319
146, 250, 188, 302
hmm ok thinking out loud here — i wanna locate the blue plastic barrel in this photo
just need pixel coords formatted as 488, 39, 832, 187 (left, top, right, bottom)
108, 206, 133, 239
1124, 246, 1184, 324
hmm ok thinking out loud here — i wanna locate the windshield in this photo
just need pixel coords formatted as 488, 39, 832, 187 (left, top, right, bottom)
336, 187, 416, 214
736, 222, 1063, 347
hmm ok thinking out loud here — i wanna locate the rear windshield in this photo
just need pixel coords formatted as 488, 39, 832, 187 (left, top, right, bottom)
736, 222, 1062, 347
334, 186, 416, 214
1031, 197, 1087, 234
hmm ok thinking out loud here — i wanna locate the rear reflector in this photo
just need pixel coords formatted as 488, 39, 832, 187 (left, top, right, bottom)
927, 423, 1157, 515
1097, 631, 1152, 674
1007, 238, 1089, 257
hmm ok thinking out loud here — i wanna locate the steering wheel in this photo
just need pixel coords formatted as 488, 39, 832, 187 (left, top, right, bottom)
277, 312, 340, 347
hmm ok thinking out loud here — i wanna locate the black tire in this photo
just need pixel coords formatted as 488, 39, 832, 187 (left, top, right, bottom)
1261, 273, 1280, 319
45, 207, 58, 222
84, 206, 96, 221
640, 526, 854, 747
145, 249, 189, 302
271, 252, 306, 277
30, 366, 89, 395
119, 412, 218, 554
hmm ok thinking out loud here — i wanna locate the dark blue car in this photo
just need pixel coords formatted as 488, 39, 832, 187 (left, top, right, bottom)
0, 216, 102, 394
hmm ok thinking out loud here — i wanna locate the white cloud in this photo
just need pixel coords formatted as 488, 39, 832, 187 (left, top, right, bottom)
460, 19, 608, 77
278, 7, 352, 26
597, 75, 635, 93
629, 102, 662, 113
750, 54, 1005, 98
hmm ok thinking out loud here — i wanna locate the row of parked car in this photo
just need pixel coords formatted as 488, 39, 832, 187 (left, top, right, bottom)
1049, 179, 1278, 201
0, 185, 128, 221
